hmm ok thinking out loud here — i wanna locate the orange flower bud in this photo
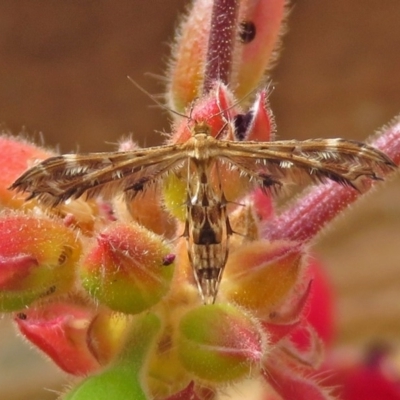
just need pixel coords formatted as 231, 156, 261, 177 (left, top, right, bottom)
167, 0, 286, 110
166, 0, 211, 112
222, 240, 303, 315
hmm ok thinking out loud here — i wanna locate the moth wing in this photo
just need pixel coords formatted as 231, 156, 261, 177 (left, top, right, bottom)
217, 138, 395, 192
10, 143, 189, 206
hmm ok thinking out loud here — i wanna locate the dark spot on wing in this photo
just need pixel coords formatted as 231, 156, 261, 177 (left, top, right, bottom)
200, 172, 208, 184
197, 219, 218, 245
259, 173, 281, 188
201, 191, 209, 207
125, 177, 150, 192
198, 267, 220, 280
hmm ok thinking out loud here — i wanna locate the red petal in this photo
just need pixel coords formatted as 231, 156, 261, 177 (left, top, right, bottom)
263, 360, 334, 400
15, 301, 101, 375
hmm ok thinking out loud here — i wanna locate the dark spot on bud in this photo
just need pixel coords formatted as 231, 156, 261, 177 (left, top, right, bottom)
233, 111, 254, 141
157, 332, 173, 352
99, 201, 117, 222
58, 253, 66, 265
163, 254, 175, 266
268, 311, 278, 320
239, 21, 256, 43
16, 313, 27, 320
43, 285, 56, 297
58, 245, 72, 265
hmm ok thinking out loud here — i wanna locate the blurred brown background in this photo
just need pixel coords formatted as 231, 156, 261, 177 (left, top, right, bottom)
0, 1, 399, 399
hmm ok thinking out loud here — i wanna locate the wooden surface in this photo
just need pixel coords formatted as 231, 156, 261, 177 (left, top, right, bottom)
0, 1, 399, 399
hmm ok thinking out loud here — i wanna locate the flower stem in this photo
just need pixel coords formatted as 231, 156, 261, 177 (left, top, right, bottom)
263, 118, 400, 243
203, 0, 239, 93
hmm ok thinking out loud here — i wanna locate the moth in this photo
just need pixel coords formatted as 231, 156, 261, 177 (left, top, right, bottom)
10, 114, 395, 304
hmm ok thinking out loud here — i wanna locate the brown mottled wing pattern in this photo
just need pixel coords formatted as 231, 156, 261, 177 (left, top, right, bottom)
10, 137, 395, 206
10, 143, 188, 206
216, 138, 395, 191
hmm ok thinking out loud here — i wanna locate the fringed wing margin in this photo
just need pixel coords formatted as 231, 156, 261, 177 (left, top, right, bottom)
217, 138, 396, 193
10, 144, 188, 206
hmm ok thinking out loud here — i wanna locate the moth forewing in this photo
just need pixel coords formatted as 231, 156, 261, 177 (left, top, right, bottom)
216, 138, 395, 191
10, 143, 190, 206
9, 122, 396, 304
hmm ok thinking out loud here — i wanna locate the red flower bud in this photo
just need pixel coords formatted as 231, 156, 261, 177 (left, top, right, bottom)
15, 300, 101, 375
0, 213, 81, 311
80, 222, 175, 314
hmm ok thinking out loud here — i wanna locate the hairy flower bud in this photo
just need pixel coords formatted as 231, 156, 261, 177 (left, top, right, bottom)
15, 300, 102, 375
80, 222, 175, 314
0, 213, 81, 311
178, 304, 266, 382
222, 240, 303, 316
0, 136, 52, 208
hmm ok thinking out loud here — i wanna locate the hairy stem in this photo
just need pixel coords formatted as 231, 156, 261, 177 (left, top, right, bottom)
203, 0, 239, 93
263, 117, 400, 243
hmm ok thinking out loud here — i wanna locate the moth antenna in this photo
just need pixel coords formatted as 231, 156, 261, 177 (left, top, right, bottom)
215, 121, 229, 140
143, 71, 169, 83
207, 80, 274, 124
127, 76, 189, 120
187, 101, 196, 121
264, 80, 275, 96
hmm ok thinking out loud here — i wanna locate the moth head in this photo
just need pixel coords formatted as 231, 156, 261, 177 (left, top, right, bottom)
191, 120, 213, 137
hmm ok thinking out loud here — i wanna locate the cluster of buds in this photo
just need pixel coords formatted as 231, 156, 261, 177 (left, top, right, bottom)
1, 1, 399, 399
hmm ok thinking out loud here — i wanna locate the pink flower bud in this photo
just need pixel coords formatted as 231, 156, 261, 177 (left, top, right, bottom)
234, 0, 286, 99
170, 83, 236, 144
237, 90, 275, 142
